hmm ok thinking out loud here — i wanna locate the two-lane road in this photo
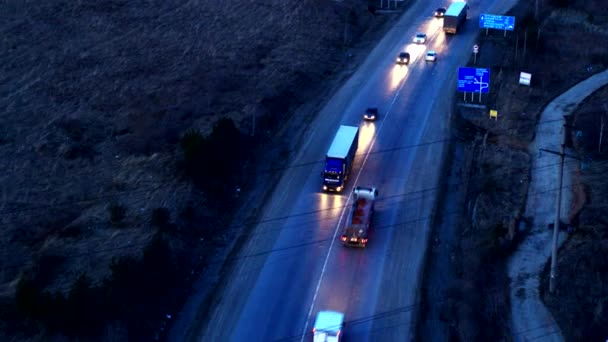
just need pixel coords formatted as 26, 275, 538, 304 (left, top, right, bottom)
189, 0, 518, 340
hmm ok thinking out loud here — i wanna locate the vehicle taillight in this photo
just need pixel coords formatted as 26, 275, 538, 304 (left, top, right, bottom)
340, 236, 347, 241
362, 238, 368, 243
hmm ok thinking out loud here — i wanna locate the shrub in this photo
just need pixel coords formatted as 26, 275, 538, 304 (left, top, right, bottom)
58, 224, 85, 239
141, 236, 176, 296
108, 203, 126, 226
179, 129, 207, 185
12, 235, 178, 339
33, 253, 66, 286
103, 236, 176, 340
206, 118, 243, 179
65, 273, 103, 336
63, 142, 96, 160
151, 207, 171, 231
15, 277, 43, 319
482, 178, 499, 193
104, 256, 141, 314
180, 129, 205, 164
179, 118, 247, 193
548, 0, 573, 7
15, 273, 105, 337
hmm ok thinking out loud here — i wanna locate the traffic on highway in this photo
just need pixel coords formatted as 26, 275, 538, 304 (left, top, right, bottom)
194, 0, 518, 340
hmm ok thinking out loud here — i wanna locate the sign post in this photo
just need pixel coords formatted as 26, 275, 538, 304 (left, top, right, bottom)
473, 44, 479, 64
458, 67, 490, 104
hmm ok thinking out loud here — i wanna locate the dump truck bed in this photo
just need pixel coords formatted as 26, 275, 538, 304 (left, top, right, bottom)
341, 186, 377, 247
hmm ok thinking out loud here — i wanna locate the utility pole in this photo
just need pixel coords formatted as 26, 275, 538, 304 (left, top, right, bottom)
343, 3, 351, 50
251, 110, 255, 136
523, 29, 528, 63
540, 119, 581, 294
600, 115, 605, 153
601, 104, 607, 153
549, 132, 564, 294
515, 34, 519, 61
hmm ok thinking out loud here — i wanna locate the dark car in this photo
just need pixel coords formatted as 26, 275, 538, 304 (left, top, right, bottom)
396, 52, 410, 65
363, 107, 379, 121
434, 7, 446, 17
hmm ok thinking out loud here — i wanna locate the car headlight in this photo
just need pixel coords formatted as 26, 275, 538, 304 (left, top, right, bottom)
336, 186, 342, 192
323, 185, 328, 190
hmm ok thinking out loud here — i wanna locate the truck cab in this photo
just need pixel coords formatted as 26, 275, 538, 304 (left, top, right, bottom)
313, 311, 344, 342
323, 125, 359, 192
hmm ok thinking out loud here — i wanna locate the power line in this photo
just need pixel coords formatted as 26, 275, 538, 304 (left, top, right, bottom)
270, 285, 562, 341
2, 150, 598, 340
3, 109, 603, 297
3, 156, 603, 274
1, 104, 599, 217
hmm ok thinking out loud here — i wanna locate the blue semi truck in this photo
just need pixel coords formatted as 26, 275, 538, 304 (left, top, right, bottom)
323, 125, 359, 192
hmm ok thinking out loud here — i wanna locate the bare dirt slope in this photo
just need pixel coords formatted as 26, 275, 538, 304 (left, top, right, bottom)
418, 0, 608, 340
0, 0, 392, 339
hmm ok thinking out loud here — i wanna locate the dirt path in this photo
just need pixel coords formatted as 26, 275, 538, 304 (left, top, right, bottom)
508, 68, 608, 342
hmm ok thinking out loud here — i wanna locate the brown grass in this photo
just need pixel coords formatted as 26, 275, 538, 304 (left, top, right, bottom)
0, 0, 383, 337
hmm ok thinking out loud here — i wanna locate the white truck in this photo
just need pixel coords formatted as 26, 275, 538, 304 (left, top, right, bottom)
313, 311, 344, 342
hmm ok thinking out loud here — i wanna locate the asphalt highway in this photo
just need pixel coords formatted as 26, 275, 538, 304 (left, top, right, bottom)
192, 0, 517, 340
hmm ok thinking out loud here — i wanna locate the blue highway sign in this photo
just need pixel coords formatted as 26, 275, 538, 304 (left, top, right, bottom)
479, 14, 515, 31
458, 67, 490, 93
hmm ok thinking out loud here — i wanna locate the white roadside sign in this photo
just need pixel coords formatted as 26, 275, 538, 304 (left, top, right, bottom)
519, 72, 532, 86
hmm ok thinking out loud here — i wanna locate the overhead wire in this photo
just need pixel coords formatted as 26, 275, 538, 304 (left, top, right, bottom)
271, 286, 564, 341
3, 104, 605, 322
1, 102, 600, 217
3, 155, 604, 274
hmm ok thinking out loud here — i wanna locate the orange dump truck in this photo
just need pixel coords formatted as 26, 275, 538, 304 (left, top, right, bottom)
340, 186, 378, 248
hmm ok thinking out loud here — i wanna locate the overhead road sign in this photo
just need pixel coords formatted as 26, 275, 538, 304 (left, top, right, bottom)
458, 67, 490, 93
479, 14, 515, 31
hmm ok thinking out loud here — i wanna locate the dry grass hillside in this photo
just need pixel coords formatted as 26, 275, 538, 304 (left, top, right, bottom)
0, 0, 387, 339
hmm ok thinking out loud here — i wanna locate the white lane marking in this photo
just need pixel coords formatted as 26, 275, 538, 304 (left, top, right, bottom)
300, 60, 411, 341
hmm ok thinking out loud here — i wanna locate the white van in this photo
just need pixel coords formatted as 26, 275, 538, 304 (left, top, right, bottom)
312, 311, 344, 342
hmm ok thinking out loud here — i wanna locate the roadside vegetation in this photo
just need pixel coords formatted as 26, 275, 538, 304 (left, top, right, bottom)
0, 0, 391, 339
541, 84, 608, 341
430, 0, 608, 340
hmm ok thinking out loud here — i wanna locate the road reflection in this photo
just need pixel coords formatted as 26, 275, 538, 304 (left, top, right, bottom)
358, 120, 376, 153
389, 64, 408, 92
316, 191, 346, 228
